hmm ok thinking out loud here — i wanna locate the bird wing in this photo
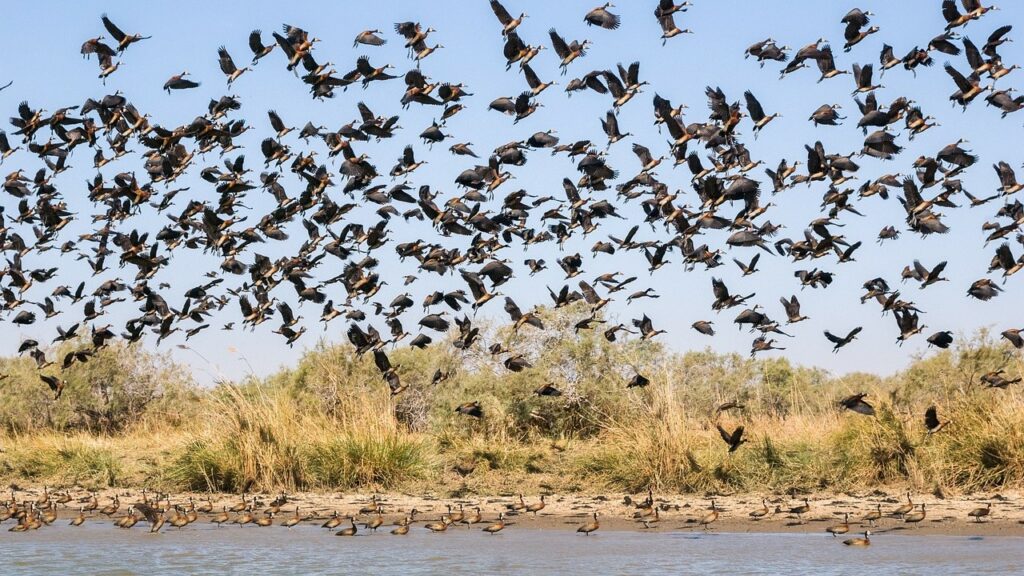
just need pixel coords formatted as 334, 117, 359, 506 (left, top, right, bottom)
373, 349, 392, 373
549, 29, 570, 58
944, 63, 973, 93
743, 91, 765, 121
490, 0, 513, 24
248, 30, 266, 54
101, 14, 127, 42
272, 32, 296, 59
218, 46, 237, 74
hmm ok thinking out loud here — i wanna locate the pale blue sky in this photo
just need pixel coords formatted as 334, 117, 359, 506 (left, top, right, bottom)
1, 1, 1021, 383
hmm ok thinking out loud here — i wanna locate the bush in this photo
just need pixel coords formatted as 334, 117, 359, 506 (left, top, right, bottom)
0, 310, 1022, 495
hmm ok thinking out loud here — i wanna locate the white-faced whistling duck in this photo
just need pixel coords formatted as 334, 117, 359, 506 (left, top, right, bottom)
462, 507, 483, 525
490, 0, 526, 37
827, 513, 850, 537
584, 3, 620, 30
365, 508, 384, 531
353, 29, 386, 48
863, 504, 882, 527
483, 513, 506, 534
642, 508, 661, 529
526, 495, 546, 516
163, 71, 200, 93
322, 511, 343, 530
700, 500, 719, 531
83, 492, 99, 512
789, 498, 811, 523
750, 499, 770, 520
448, 504, 465, 524
904, 503, 926, 526
425, 516, 451, 532
577, 512, 600, 535
255, 512, 274, 527
136, 503, 164, 533
336, 517, 358, 536
217, 46, 250, 86
118, 507, 140, 529
169, 507, 189, 529
394, 509, 418, 526
230, 493, 249, 513
359, 495, 381, 515
113, 506, 132, 528
893, 493, 914, 518
185, 500, 198, 524
968, 502, 991, 523
509, 494, 526, 513
211, 506, 230, 526
391, 521, 410, 535
41, 502, 57, 525
282, 507, 302, 529
925, 406, 950, 434
100, 495, 120, 516
70, 506, 86, 526
196, 497, 214, 514
101, 14, 150, 53
843, 531, 871, 547
97, 52, 120, 85
234, 506, 255, 527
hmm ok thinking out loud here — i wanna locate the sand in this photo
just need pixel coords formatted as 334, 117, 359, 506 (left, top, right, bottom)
6, 485, 1024, 536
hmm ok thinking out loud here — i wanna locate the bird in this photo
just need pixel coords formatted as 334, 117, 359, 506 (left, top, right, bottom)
967, 503, 991, 523
827, 512, 850, 537
526, 496, 546, 515
862, 504, 882, 527
924, 406, 950, 434
838, 393, 875, 416
749, 499, 770, 520
335, 517, 358, 536
903, 503, 926, 526
788, 499, 811, 523
101, 14, 151, 52
163, 71, 199, 93
217, 46, 250, 85
490, 1, 526, 36
825, 327, 862, 352
893, 493, 915, 518
716, 424, 747, 452
577, 512, 600, 535
699, 500, 719, 530
584, 4, 620, 29
455, 401, 483, 418
483, 512, 506, 534
843, 531, 871, 547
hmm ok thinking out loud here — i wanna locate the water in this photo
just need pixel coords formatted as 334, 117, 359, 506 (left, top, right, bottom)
1, 523, 1020, 575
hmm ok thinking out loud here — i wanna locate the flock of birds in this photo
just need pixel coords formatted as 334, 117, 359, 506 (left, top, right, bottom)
0, 1, 1022, 438
0, 486, 1004, 545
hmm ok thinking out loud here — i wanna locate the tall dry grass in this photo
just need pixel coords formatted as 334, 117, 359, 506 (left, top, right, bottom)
1, 308, 1022, 495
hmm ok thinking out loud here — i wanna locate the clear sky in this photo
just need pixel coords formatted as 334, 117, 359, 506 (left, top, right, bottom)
1, 1, 1021, 384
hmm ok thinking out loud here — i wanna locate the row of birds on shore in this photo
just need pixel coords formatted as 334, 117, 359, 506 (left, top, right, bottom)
0, 487, 1002, 545
1, 1, 1023, 431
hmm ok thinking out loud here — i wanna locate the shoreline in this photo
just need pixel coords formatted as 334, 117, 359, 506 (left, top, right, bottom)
5, 486, 1024, 537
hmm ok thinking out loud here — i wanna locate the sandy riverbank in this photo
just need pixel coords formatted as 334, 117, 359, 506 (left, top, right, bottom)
7, 486, 1024, 537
